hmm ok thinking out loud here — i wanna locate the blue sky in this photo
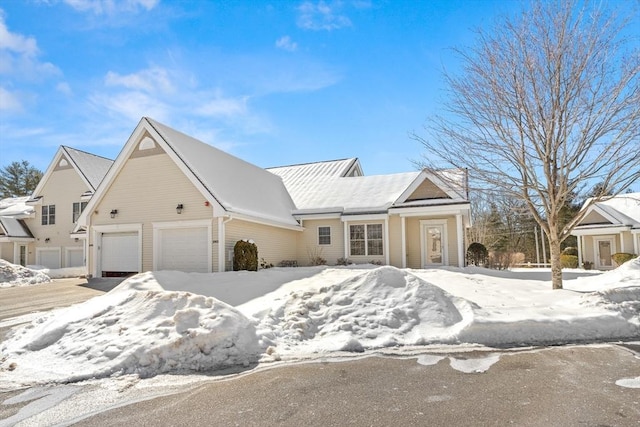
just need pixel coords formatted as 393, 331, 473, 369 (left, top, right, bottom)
0, 0, 551, 175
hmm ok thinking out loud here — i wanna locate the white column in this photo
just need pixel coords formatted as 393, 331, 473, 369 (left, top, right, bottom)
343, 221, 349, 259
577, 235, 583, 268
634, 233, 639, 256
620, 232, 625, 253
401, 216, 407, 268
456, 214, 464, 267
384, 217, 390, 266
217, 217, 225, 272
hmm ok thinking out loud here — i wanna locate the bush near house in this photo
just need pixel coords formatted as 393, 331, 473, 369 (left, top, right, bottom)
466, 242, 488, 266
233, 240, 258, 271
612, 253, 637, 267
562, 247, 578, 256
560, 255, 578, 269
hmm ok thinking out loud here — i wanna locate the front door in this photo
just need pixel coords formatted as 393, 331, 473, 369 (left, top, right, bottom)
423, 224, 444, 266
19, 245, 27, 266
595, 238, 614, 269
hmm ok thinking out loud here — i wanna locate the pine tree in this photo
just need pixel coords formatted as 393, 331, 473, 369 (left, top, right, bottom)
0, 161, 43, 198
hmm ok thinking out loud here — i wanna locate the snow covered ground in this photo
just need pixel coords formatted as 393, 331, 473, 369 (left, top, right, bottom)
1, 259, 639, 388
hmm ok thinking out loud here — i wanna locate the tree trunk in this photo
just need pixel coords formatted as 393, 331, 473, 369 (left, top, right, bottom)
549, 238, 563, 290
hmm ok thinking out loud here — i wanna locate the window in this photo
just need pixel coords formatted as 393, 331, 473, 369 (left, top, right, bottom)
72, 202, 88, 223
318, 226, 331, 245
41, 205, 55, 225
349, 223, 383, 256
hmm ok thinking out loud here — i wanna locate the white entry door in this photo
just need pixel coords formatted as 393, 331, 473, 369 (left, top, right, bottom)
421, 221, 447, 267
595, 237, 615, 269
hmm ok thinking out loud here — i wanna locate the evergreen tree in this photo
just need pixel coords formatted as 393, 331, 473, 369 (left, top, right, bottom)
0, 161, 43, 198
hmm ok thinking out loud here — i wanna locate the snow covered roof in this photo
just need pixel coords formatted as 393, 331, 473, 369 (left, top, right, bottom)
0, 216, 34, 239
267, 158, 362, 184
61, 146, 114, 191
145, 118, 300, 227
578, 192, 640, 229
0, 197, 34, 218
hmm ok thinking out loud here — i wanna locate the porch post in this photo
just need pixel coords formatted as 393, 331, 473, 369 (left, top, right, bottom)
456, 214, 464, 267
577, 235, 583, 268
384, 216, 390, 266
343, 220, 349, 260
217, 217, 225, 272
619, 232, 625, 254
401, 216, 407, 268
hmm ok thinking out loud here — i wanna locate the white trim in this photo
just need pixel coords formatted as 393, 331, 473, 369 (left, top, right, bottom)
384, 217, 390, 265
394, 204, 470, 217
572, 225, 630, 236
228, 212, 303, 231
341, 213, 388, 222
152, 219, 212, 272
35, 246, 62, 269
456, 214, 464, 267
294, 212, 343, 220
420, 219, 449, 267
401, 216, 407, 268
64, 246, 84, 268
345, 222, 385, 258
92, 223, 143, 277
317, 225, 333, 246
13, 243, 28, 266
593, 236, 616, 270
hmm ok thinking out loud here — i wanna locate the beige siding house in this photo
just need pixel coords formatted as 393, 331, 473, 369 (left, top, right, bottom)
77, 117, 472, 277
0, 147, 113, 269
571, 193, 640, 270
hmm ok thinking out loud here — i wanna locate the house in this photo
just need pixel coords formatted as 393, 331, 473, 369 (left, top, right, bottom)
0, 146, 114, 269
571, 192, 640, 270
77, 117, 471, 277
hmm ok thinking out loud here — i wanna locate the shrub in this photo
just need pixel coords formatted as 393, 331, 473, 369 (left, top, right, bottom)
233, 240, 258, 271
336, 257, 352, 266
278, 260, 298, 267
612, 253, 637, 267
369, 260, 383, 266
307, 247, 327, 266
260, 258, 274, 269
560, 254, 578, 269
467, 242, 488, 266
562, 247, 578, 256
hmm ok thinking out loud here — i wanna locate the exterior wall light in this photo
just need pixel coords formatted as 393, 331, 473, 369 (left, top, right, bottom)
110, 209, 118, 218
176, 204, 184, 214
45, 238, 50, 243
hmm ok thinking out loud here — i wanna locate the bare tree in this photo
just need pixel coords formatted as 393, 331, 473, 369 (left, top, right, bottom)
414, 1, 640, 289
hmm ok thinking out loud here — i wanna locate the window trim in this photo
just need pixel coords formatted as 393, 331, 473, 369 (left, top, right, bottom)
349, 223, 384, 257
317, 226, 332, 245
72, 201, 88, 223
42, 204, 56, 225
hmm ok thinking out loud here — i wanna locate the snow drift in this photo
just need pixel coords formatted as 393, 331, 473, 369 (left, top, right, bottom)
1, 272, 260, 384
0, 260, 50, 288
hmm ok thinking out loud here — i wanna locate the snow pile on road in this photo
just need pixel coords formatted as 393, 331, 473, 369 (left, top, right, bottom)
246, 266, 473, 354
0, 260, 50, 288
2, 260, 640, 385
0, 272, 260, 385
28, 265, 87, 279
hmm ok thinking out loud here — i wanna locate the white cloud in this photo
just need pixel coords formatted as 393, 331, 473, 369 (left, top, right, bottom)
63, 0, 159, 15
0, 86, 23, 112
195, 93, 248, 118
275, 36, 298, 52
0, 11, 38, 56
90, 91, 170, 122
105, 67, 174, 94
56, 81, 72, 95
297, 1, 352, 31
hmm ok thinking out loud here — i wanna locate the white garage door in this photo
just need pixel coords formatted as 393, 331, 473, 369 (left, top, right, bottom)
157, 227, 209, 272
101, 232, 139, 277
67, 248, 84, 267
37, 249, 61, 269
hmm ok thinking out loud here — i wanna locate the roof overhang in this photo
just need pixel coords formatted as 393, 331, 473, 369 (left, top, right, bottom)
0, 237, 35, 243
571, 224, 632, 236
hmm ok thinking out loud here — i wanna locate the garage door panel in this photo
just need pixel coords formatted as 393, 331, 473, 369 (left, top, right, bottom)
101, 232, 139, 276
67, 249, 84, 268
158, 227, 209, 273
38, 249, 61, 269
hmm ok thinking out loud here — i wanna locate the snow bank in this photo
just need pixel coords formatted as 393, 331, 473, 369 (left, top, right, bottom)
245, 266, 474, 354
0, 272, 260, 385
27, 265, 87, 279
0, 260, 50, 288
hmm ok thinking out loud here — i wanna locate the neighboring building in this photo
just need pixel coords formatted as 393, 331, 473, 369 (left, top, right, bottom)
77, 117, 471, 277
571, 192, 640, 270
0, 147, 114, 269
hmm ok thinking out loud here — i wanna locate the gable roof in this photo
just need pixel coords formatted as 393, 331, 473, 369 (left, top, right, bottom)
30, 146, 114, 200
267, 158, 363, 184
80, 117, 300, 229
0, 216, 34, 239
576, 192, 640, 229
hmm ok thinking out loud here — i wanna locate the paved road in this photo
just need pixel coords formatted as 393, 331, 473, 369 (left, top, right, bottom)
72, 344, 640, 427
0, 277, 123, 340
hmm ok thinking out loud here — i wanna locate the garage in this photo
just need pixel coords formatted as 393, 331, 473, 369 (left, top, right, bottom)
101, 232, 139, 277
156, 227, 209, 272
37, 248, 61, 269
66, 248, 84, 267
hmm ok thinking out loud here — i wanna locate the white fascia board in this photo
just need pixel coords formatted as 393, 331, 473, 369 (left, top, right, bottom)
340, 213, 389, 222
571, 225, 631, 236
393, 203, 471, 217
294, 212, 343, 221
229, 211, 303, 231
0, 237, 34, 243
30, 147, 65, 199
